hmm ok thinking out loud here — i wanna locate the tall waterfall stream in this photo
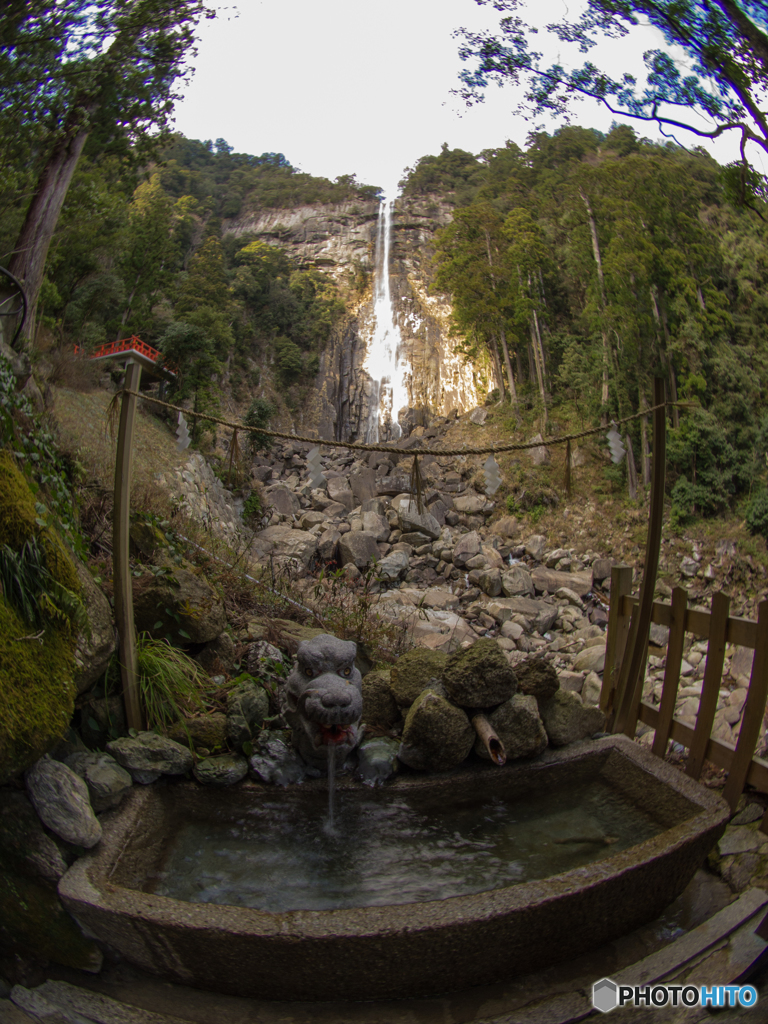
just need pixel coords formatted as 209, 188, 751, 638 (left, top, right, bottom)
363, 201, 410, 441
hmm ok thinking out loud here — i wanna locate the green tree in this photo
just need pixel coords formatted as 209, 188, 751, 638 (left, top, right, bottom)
456, 2, 768, 191
3, 0, 215, 348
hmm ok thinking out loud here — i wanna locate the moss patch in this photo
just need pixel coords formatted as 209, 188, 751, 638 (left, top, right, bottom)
0, 451, 79, 782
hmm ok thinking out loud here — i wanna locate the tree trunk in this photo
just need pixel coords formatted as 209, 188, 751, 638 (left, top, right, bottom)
651, 285, 679, 429
529, 320, 548, 433
639, 388, 651, 487
531, 311, 548, 432
489, 335, 505, 402
499, 326, 518, 414
578, 187, 611, 425
8, 116, 92, 346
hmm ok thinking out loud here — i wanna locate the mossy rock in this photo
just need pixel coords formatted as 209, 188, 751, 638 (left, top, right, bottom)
362, 669, 401, 730
442, 638, 517, 708
515, 659, 560, 704
390, 649, 448, 708
0, 450, 80, 594
398, 687, 474, 771
0, 453, 79, 783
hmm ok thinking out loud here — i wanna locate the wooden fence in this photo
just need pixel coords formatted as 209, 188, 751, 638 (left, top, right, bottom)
600, 565, 768, 826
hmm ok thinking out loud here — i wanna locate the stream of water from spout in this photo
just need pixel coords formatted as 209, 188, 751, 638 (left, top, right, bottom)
326, 746, 336, 831
363, 201, 410, 442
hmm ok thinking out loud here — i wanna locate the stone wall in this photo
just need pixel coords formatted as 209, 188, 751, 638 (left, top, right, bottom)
155, 452, 243, 546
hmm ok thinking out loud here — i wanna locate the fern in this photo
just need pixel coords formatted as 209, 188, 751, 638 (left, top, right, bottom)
0, 537, 88, 635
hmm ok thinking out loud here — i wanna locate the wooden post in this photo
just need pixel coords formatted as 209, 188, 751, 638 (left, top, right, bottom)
686, 590, 730, 780
723, 600, 768, 810
113, 359, 143, 731
651, 587, 688, 758
613, 377, 666, 737
601, 564, 633, 721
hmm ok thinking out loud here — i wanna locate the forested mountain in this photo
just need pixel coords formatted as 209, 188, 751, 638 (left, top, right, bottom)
0, 136, 379, 426
400, 125, 768, 528
2, 121, 767, 528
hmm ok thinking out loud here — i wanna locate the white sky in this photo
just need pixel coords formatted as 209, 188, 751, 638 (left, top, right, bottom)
172, 0, 755, 199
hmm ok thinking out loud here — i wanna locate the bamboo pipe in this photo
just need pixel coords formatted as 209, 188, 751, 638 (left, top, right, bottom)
472, 715, 507, 766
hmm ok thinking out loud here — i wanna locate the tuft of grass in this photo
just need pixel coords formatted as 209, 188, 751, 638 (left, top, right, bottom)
0, 536, 88, 635
135, 633, 207, 732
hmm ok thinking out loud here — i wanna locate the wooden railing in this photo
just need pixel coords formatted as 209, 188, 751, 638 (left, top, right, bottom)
600, 564, 768, 820
74, 335, 164, 363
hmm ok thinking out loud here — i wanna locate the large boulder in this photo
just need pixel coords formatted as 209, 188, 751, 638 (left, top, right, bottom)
452, 531, 482, 568
132, 568, 226, 644
196, 632, 236, 675
442, 639, 517, 708
251, 525, 318, 567
349, 468, 378, 505
193, 753, 249, 786
355, 511, 391, 542
539, 690, 606, 747
501, 566, 534, 597
168, 713, 228, 752
515, 659, 560, 704
226, 681, 270, 751
0, 789, 69, 881
453, 492, 487, 514
485, 596, 558, 634
264, 484, 300, 516
390, 648, 449, 708
72, 562, 116, 695
531, 566, 592, 597
572, 643, 607, 674
362, 669, 401, 729
64, 752, 132, 812
398, 688, 474, 771
376, 549, 410, 580
475, 694, 547, 761
524, 534, 547, 560
25, 756, 102, 848
107, 732, 193, 784
398, 505, 441, 540
339, 531, 381, 569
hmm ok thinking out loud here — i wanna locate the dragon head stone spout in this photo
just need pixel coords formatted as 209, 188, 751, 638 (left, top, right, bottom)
281, 634, 363, 772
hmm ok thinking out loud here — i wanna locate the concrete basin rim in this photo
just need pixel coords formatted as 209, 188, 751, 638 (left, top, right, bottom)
59, 735, 730, 940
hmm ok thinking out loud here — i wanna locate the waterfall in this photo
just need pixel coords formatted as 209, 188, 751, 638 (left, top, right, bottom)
364, 201, 410, 442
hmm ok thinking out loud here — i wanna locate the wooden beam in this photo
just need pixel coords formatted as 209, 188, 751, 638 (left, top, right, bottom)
723, 600, 768, 810
638, 701, 768, 794
601, 564, 633, 722
621, 594, 759, 649
651, 586, 687, 758
113, 359, 143, 732
614, 377, 666, 737
686, 590, 730, 780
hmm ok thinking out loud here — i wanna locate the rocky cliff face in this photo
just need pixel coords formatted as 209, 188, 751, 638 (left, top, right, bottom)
223, 196, 490, 440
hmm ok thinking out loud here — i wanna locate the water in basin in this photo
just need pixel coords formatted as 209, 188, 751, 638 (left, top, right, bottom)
147, 776, 663, 912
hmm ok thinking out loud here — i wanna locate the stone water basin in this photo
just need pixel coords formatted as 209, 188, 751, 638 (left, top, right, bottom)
59, 736, 729, 1000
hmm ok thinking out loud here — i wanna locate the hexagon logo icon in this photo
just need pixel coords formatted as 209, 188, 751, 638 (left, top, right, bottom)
593, 978, 619, 1013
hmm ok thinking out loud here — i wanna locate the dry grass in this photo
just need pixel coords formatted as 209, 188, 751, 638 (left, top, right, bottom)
50, 386, 188, 499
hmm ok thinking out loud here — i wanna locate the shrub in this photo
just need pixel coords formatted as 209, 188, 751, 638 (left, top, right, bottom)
245, 398, 274, 455
746, 490, 768, 541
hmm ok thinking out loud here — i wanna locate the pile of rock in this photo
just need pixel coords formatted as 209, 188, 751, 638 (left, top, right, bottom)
362, 641, 605, 778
